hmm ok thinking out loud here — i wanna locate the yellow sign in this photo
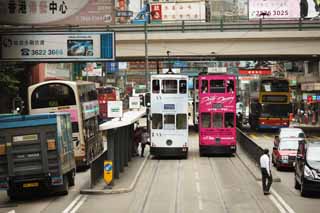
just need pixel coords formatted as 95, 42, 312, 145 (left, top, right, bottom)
104, 161, 113, 185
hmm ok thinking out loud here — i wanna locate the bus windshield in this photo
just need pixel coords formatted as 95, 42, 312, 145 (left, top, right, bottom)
260, 104, 291, 118
31, 83, 76, 108
261, 80, 289, 92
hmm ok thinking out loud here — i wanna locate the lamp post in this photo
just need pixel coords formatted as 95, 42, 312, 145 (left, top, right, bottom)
167, 50, 172, 73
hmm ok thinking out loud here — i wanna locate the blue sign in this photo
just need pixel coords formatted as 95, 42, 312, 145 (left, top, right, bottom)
106, 62, 119, 73
104, 163, 112, 172
164, 104, 175, 110
173, 61, 188, 68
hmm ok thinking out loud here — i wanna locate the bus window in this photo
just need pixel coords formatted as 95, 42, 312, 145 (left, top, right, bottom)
179, 80, 187, 94
201, 80, 208, 93
176, 114, 187, 129
31, 83, 76, 109
164, 114, 175, 130
213, 113, 223, 128
152, 113, 162, 129
226, 80, 234, 93
162, 80, 177, 94
152, 80, 160, 93
201, 112, 211, 128
210, 80, 225, 93
225, 112, 234, 128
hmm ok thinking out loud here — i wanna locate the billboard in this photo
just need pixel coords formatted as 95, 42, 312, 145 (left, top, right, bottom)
0, 32, 115, 62
150, 2, 206, 22
0, 0, 114, 25
249, 0, 320, 19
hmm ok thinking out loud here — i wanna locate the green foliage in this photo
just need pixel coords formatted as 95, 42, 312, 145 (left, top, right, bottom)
0, 64, 20, 95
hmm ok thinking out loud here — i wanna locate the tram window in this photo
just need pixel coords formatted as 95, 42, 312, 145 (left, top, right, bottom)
226, 80, 234, 93
201, 80, 208, 93
164, 114, 175, 130
152, 80, 160, 93
176, 114, 187, 129
179, 80, 187, 94
201, 113, 211, 128
210, 80, 225, 93
152, 113, 163, 129
195, 80, 199, 90
162, 80, 177, 94
225, 112, 234, 128
213, 113, 223, 128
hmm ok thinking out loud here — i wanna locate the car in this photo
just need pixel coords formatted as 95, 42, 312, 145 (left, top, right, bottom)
272, 137, 302, 170
294, 141, 320, 197
279, 127, 306, 140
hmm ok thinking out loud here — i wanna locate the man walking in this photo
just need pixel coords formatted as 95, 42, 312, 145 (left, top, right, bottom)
260, 149, 273, 195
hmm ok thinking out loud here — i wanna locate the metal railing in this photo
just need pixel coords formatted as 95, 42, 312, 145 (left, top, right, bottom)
1, 19, 320, 33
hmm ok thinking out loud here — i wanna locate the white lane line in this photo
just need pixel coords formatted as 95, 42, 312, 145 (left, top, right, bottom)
62, 195, 83, 213
198, 196, 203, 211
269, 195, 287, 213
195, 172, 200, 181
7, 210, 15, 213
196, 182, 201, 193
270, 188, 296, 213
70, 195, 88, 213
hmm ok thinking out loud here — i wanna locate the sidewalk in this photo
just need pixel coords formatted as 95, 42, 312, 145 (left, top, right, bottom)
80, 149, 150, 195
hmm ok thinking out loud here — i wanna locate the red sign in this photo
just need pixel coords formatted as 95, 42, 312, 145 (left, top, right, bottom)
307, 96, 313, 103
151, 4, 162, 20
239, 69, 272, 75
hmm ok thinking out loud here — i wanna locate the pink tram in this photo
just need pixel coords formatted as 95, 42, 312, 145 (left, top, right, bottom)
198, 74, 237, 155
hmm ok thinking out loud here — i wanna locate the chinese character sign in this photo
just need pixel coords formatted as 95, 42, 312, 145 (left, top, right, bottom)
249, 0, 300, 19
151, 4, 162, 21
0, 0, 114, 25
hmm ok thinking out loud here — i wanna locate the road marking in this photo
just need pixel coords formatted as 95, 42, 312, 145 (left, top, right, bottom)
198, 195, 203, 210
269, 195, 287, 213
62, 195, 83, 213
249, 134, 258, 140
7, 210, 15, 213
270, 188, 295, 213
196, 182, 201, 193
70, 195, 88, 213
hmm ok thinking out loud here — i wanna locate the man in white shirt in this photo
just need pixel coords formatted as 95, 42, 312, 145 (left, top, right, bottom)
260, 148, 273, 195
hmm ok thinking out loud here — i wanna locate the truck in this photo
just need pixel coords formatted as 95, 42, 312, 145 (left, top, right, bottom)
0, 113, 76, 199
132, 1, 207, 24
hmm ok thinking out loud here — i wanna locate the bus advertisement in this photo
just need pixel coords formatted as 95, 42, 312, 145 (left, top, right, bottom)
97, 86, 120, 121
28, 80, 103, 167
249, 77, 291, 130
150, 74, 189, 158
198, 74, 237, 155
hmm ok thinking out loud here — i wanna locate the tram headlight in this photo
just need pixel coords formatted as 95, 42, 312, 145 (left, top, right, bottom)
166, 139, 173, 146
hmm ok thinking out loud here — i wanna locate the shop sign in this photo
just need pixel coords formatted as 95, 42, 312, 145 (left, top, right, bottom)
239, 69, 271, 75
0, 32, 115, 62
107, 101, 123, 118
0, 0, 114, 25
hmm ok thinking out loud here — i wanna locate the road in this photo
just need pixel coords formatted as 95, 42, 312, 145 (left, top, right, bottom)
0, 131, 320, 213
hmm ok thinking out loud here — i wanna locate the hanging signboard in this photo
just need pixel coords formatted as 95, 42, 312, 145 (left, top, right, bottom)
0, 0, 114, 25
0, 32, 115, 62
107, 101, 123, 118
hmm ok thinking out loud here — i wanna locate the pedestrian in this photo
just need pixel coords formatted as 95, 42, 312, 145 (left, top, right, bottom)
260, 148, 273, 195
140, 127, 150, 157
133, 122, 142, 157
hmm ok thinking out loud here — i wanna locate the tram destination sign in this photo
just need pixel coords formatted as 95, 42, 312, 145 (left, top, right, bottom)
0, 32, 115, 62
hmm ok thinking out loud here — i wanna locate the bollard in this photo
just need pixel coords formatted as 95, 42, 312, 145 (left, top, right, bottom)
106, 129, 116, 184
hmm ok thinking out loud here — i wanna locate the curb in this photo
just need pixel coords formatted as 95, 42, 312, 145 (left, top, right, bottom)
80, 154, 150, 195
236, 151, 281, 183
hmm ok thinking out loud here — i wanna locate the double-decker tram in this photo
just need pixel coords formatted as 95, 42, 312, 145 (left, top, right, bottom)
249, 77, 291, 130
97, 86, 120, 121
198, 74, 237, 155
28, 80, 103, 167
150, 74, 189, 158
193, 78, 199, 129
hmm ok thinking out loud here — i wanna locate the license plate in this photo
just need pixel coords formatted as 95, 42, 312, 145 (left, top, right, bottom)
23, 182, 39, 188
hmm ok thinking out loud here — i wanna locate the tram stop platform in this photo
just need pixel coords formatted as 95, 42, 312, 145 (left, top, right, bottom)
290, 121, 320, 133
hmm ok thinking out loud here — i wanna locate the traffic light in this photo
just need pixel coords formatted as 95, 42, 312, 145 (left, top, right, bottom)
12, 96, 24, 114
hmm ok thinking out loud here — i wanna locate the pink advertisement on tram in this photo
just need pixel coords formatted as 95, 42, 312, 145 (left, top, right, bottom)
198, 74, 237, 154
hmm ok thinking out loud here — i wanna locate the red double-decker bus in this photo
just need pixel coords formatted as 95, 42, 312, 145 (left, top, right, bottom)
97, 86, 120, 121
198, 74, 237, 155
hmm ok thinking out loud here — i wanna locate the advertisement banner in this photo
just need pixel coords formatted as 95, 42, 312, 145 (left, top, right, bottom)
82, 63, 103, 76
0, 0, 114, 25
151, 2, 206, 22
0, 32, 115, 61
249, 0, 300, 19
